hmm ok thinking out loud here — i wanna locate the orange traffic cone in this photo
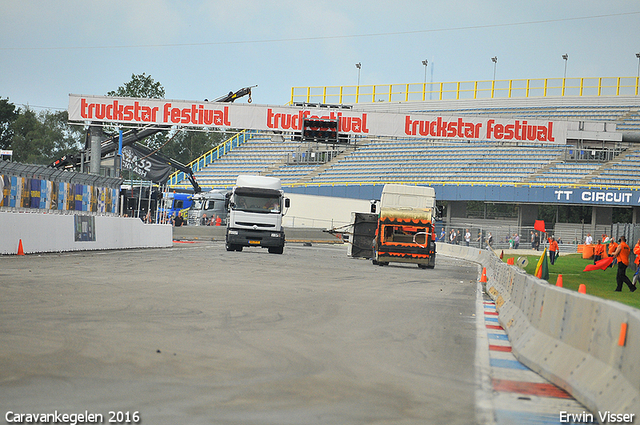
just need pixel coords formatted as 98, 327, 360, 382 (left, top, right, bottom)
556, 274, 563, 287
507, 257, 515, 265
578, 284, 586, 294
480, 267, 488, 283
17, 239, 25, 256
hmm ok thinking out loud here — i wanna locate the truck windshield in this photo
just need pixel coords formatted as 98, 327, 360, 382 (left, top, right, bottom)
192, 199, 205, 210
234, 195, 280, 213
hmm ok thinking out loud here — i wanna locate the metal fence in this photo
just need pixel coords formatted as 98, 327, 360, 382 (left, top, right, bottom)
0, 160, 122, 215
437, 221, 640, 254
291, 76, 640, 104
286, 149, 342, 165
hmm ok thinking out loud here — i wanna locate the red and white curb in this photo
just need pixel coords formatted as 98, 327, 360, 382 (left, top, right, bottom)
476, 280, 596, 424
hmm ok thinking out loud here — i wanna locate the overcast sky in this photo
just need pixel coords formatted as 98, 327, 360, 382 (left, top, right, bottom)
1, 0, 639, 112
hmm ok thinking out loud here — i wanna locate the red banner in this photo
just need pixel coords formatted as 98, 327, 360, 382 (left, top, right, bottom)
68, 94, 568, 144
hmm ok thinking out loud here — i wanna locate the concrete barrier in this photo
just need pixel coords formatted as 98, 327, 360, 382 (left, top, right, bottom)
0, 211, 171, 254
436, 242, 640, 418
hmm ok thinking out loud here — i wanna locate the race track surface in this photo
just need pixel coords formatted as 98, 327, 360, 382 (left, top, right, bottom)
0, 242, 480, 425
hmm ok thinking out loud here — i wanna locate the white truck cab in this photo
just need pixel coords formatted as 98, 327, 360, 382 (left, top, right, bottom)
225, 175, 289, 254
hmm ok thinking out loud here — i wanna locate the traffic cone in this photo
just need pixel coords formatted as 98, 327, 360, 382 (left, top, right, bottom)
507, 257, 514, 265
17, 239, 25, 256
556, 274, 563, 287
578, 284, 586, 294
480, 267, 488, 283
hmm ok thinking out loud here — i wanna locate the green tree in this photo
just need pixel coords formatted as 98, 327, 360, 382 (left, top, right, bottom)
162, 130, 230, 165
107, 73, 165, 99
0, 97, 18, 150
10, 108, 83, 165
106, 73, 230, 172
106, 73, 168, 151
43, 110, 84, 159
10, 108, 50, 164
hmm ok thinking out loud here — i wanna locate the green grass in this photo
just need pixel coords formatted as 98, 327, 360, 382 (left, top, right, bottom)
502, 253, 640, 310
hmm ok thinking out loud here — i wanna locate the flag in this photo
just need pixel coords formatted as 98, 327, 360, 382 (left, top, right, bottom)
584, 256, 614, 272
534, 220, 546, 233
535, 248, 549, 280
540, 251, 549, 280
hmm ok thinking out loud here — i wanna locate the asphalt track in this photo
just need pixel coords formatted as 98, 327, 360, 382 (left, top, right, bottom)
0, 241, 480, 424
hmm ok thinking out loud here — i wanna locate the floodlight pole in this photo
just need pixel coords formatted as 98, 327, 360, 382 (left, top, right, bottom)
491, 56, 498, 81
422, 59, 428, 85
356, 62, 361, 86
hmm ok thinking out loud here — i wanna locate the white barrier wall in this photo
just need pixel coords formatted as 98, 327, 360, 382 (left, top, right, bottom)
436, 242, 640, 418
0, 211, 172, 254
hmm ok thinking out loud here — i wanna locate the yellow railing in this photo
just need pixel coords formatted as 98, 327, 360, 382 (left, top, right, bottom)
165, 179, 640, 192
285, 180, 640, 191
290, 77, 640, 105
166, 130, 255, 186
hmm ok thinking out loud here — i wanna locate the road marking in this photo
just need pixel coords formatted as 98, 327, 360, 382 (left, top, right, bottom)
477, 278, 594, 424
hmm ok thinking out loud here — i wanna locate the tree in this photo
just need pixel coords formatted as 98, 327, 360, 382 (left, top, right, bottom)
107, 73, 165, 99
42, 110, 84, 159
162, 130, 229, 166
106, 73, 167, 151
106, 73, 229, 175
9, 108, 83, 165
10, 108, 53, 164
0, 97, 18, 150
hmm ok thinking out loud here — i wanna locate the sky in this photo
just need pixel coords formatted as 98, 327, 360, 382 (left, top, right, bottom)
1, 0, 640, 112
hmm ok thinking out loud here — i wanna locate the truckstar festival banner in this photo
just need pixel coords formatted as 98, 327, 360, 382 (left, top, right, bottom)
68, 94, 568, 144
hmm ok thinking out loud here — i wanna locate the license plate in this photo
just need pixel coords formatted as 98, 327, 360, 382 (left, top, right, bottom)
249, 240, 261, 245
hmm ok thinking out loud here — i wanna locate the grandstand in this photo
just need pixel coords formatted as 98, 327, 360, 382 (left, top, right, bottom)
163, 77, 640, 242
168, 95, 640, 190
162, 77, 640, 244
191, 134, 301, 188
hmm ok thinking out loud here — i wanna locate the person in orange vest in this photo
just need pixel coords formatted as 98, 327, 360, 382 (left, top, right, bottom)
593, 239, 605, 265
548, 236, 559, 265
633, 239, 640, 286
612, 236, 636, 292
608, 238, 618, 268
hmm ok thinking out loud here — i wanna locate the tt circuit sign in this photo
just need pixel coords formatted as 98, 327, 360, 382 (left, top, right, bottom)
433, 185, 640, 207
553, 189, 638, 205
69, 94, 569, 144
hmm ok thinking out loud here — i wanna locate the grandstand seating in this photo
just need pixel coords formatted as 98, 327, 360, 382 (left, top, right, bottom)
292, 140, 563, 184
589, 150, 640, 186
527, 162, 601, 185
191, 135, 302, 187
169, 97, 640, 190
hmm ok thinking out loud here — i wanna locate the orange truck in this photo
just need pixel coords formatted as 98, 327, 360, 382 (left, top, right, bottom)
371, 184, 437, 269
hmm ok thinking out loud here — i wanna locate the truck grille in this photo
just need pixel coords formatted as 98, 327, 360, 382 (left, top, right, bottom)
236, 222, 276, 228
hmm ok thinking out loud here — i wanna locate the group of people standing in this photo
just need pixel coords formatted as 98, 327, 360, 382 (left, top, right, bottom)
440, 228, 473, 246
588, 233, 640, 292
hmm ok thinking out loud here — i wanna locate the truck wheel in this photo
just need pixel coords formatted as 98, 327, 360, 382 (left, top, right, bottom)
378, 262, 389, 266
225, 243, 234, 251
418, 264, 428, 269
268, 246, 284, 254
372, 259, 379, 265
